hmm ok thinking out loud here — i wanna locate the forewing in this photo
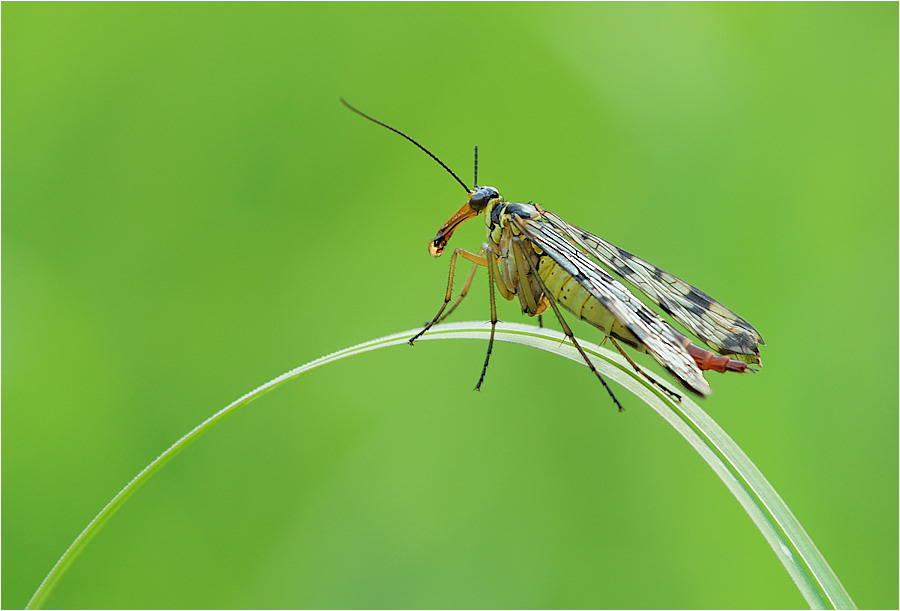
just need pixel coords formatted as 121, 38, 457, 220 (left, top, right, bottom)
512, 214, 712, 396
541, 210, 763, 364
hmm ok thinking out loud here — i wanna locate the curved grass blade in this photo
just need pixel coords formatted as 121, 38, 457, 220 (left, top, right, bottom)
26, 322, 854, 609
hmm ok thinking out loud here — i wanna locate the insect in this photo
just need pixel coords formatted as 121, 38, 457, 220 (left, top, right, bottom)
342, 99, 764, 409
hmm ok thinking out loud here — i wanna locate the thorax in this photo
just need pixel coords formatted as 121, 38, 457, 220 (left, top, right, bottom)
485, 200, 542, 252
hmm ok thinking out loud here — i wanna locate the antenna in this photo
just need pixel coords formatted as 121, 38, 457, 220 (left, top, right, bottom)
341, 98, 471, 194
473, 145, 478, 188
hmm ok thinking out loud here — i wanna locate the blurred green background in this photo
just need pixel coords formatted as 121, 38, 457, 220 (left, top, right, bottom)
3, 3, 897, 608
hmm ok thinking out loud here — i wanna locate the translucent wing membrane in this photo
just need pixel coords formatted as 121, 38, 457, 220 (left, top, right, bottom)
540, 211, 764, 364
512, 214, 713, 396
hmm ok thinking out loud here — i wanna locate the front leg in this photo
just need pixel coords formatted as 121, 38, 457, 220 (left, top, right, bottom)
410, 247, 488, 344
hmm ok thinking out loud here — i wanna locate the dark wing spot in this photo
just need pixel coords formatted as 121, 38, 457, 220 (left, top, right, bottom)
611, 256, 633, 276
686, 286, 714, 310
686, 304, 707, 319
658, 300, 675, 317
735, 331, 759, 352
634, 306, 657, 326
617, 246, 636, 262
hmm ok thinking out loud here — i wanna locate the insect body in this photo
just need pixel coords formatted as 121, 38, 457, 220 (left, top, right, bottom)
342, 100, 765, 408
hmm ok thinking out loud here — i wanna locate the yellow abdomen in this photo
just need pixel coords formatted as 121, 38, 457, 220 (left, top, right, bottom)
538, 256, 644, 351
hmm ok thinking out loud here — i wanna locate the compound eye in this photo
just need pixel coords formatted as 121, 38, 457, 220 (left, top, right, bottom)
469, 186, 498, 212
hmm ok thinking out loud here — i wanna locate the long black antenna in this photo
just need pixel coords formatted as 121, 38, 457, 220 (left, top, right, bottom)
473, 145, 478, 188
341, 98, 471, 194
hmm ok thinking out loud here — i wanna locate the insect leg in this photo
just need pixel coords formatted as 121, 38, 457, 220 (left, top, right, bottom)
474, 247, 503, 391
471, 246, 520, 391
410, 248, 488, 344
436, 257, 480, 324
608, 337, 683, 402
512, 236, 624, 412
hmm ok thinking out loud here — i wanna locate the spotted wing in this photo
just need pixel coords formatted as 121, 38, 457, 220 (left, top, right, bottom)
511, 214, 712, 396
540, 210, 764, 364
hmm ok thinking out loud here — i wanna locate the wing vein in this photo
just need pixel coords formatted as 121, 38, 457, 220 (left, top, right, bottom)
512, 213, 712, 396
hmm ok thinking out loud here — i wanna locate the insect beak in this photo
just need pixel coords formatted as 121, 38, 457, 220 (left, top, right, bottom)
428, 200, 479, 256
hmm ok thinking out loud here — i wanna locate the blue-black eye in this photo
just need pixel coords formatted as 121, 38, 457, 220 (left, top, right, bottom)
469, 186, 498, 211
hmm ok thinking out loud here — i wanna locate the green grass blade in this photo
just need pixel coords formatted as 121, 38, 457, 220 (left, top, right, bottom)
26, 322, 855, 609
